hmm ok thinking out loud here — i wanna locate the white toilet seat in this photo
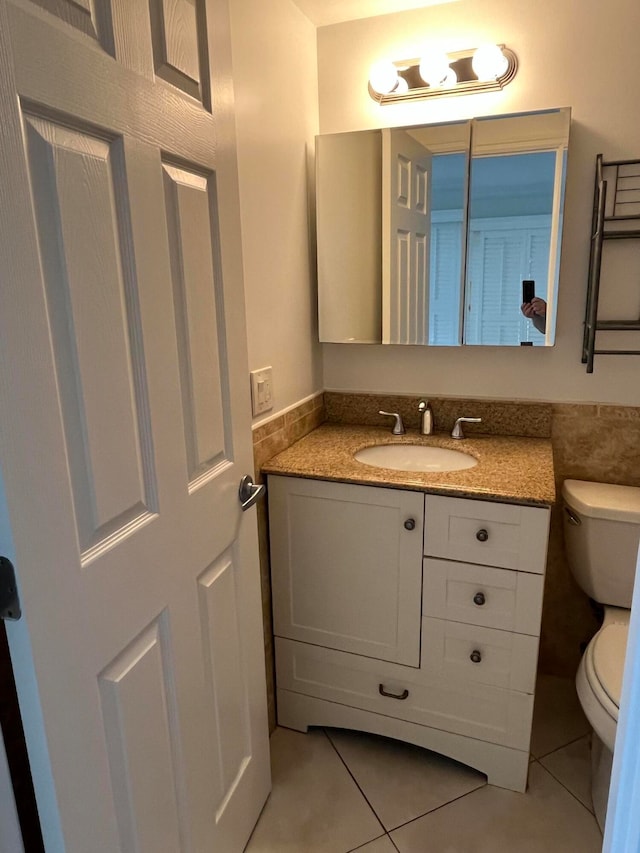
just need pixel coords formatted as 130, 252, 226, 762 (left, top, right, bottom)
576, 619, 628, 753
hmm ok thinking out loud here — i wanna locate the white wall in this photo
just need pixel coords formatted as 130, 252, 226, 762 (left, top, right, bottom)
318, 0, 640, 404
230, 0, 323, 422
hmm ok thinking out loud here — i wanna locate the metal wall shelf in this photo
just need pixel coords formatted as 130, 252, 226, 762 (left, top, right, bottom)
583, 154, 640, 372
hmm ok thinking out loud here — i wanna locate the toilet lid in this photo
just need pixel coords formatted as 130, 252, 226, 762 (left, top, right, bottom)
591, 623, 628, 709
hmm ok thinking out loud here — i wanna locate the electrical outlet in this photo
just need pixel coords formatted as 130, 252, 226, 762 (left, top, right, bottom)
250, 367, 273, 416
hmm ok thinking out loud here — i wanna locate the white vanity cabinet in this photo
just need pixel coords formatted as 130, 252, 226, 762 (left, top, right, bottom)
268, 475, 551, 792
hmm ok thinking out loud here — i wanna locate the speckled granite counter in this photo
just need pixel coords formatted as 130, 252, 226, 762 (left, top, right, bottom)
262, 424, 555, 506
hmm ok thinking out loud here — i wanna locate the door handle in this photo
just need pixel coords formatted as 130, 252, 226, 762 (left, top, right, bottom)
239, 475, 265, 512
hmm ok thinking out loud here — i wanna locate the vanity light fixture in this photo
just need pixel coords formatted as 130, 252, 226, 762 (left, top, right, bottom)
368, 43, 517, 104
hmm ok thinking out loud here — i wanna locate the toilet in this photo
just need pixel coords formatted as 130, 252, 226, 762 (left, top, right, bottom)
562, 479, 640, 830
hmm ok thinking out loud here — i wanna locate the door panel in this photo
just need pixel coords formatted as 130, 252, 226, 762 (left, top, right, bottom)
29, 0, 100, 40
198, 548, 252, 810
24, 114, 158, 556
99, 616, 185, 853
162, 162, 229, 484
150, 0, 204, 101
0, 0, 270, 850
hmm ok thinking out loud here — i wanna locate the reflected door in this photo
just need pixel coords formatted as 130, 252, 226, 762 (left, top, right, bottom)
382, 128, 432, 345
0, 0, 270, 850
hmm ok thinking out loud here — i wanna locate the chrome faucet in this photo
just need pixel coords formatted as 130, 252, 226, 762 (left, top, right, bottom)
418, 400, 434, 435
451, 417, 482, 439
379, 410, 405, 435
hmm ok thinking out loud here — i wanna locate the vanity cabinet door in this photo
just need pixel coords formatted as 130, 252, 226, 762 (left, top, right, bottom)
269, 476, 424, 666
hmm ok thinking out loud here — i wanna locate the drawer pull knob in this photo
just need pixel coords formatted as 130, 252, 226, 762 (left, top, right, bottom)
476, 528, 489, 542
379, 684, 409, 700
473, 592, 486, 606
470, 650, 482, 664
404, 518, 416, 531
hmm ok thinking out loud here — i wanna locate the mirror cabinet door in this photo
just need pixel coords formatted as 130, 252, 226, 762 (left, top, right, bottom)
316, 107, 570, 347
317, 130, 382, 343
465, 110, 570, 347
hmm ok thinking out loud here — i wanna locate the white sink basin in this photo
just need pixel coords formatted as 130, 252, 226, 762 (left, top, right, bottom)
354, 444, 478, 473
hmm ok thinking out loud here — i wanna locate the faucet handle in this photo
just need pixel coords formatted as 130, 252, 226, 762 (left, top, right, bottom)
379, 411, 406, 435
451, 417, 482, 440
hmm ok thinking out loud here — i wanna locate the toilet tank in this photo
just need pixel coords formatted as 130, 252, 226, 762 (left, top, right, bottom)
562, 480, 640, 607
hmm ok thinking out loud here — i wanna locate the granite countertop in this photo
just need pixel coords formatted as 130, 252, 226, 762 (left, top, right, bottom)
261, 423, 556, 506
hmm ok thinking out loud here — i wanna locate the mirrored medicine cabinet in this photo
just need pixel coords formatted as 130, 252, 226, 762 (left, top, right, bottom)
316, 107, 570, 347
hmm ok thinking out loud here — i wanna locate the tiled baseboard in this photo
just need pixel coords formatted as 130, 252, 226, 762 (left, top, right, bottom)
253, 392, 326, 731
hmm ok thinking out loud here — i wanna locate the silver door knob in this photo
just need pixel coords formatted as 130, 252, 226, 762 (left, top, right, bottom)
239, 475, 265, 512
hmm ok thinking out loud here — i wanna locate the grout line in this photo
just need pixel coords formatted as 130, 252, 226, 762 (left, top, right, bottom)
322, 729, 387, 836
533, 754, 596, 817
386, 778, 487, 834
323, 727, 487, 837
346, 832, 399, 853
532, 730, 592, 761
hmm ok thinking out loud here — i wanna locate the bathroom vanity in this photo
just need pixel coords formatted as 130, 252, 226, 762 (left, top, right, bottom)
263, 425, 555, 792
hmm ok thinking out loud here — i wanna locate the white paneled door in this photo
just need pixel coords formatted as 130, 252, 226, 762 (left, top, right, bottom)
382, 128, 432, 345
0, 1, 270, 851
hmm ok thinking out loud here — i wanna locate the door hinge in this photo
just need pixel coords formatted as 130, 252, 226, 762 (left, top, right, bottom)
0, 556, 21, 621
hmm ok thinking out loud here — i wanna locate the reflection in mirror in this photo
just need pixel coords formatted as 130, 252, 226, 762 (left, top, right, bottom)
422, 123, 470, 345
465, 111, 569, 346
316, 108, 570, 347
381, 127, 432, 345
382, 122, 470, 346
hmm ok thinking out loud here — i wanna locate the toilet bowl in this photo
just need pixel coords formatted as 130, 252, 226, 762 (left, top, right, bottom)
562, 480, 640, 831
576, 607, 628, 754
575, 607, 628, 829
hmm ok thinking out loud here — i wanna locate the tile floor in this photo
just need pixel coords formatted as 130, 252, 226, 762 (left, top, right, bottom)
245, 675, 602, 852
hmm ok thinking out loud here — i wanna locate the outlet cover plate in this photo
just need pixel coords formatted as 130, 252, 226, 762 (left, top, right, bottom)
250, 367, 273, 416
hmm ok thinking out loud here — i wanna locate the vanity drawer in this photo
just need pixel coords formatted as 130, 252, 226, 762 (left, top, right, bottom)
276, 637, 534, 750
424, 495, 550, 573
421, 617, 539, 694
422, 558, 544, 635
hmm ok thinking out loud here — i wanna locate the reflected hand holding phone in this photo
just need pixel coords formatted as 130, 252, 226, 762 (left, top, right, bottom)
521, 280, 546, 333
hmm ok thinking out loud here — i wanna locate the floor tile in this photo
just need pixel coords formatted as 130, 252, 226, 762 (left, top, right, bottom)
530, 674, 590, 758
390, 762, 601, 853
349, 836, 398, 852
246, 728, 383, 853
326, 728, 485, 831
540, 734, 594, 812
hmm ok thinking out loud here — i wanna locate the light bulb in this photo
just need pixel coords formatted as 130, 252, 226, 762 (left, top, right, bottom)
369, 60, 399, 95
442, 67, 457, 87
418, 51, 451, 87
472, 44, 508, 81
394, 76, 409, 94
